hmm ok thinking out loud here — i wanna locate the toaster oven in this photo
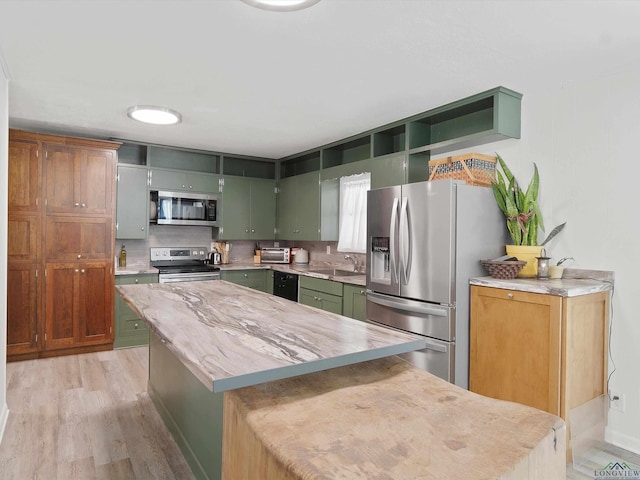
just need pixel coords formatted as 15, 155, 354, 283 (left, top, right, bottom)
260, 247, 291, 264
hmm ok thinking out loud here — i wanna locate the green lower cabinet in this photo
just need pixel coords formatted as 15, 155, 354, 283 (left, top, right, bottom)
343, 284, 367, 321
221, 269, 269, 293
298, 276, 343, 315
114, 273, 158, 348
266, 270, 274, 295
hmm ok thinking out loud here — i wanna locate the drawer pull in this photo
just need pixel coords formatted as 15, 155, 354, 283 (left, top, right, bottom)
507, 293, 514, 299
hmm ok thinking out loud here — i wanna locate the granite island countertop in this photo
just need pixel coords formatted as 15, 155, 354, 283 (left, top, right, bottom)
116, 280, 425, 393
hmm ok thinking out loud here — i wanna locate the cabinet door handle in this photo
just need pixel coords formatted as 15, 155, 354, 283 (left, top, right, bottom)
141, 226, 145, 231
81, 203, 86, 208
189, 185, 193, 189
182, 184, 186, 189
77, 254, 82, 259
359, 290, 365, 295
244, 274, 248, 278
81, 269, 85, 273
507, 293, 513, 299
135, 279, 139, 284
245, 229, 249, 233
134, 323, 139, 329
75, 269, 79, 273
74, 202, 80, 207
251, 229, 255, 233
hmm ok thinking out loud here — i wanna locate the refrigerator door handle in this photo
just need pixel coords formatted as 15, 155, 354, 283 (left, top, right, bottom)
423, 339, 448, 353
367, 292, 448, 317
389, 197, 399, 284
399, 196, 411, 284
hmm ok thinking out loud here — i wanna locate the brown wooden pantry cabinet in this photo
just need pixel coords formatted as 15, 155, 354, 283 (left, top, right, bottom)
469, 284, 610, 452
7, 129, 119, 360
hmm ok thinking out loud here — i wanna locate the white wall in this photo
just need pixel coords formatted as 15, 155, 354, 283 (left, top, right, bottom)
447, 66, 640, 452
0, 54, 9, 442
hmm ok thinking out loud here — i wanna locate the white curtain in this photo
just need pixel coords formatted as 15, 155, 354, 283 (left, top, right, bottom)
337, 173, 370, 253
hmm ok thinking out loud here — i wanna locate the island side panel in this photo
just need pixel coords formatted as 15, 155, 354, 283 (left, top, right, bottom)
148, 331, 223, 480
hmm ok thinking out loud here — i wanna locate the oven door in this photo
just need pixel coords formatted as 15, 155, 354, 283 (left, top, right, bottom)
158, 271, 221, 283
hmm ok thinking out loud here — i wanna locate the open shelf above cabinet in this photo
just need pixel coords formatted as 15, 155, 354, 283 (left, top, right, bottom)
280, 151, 321, 179
322, 136, 371, 169
222, 155, 276, 179
373, 125, 406, 157
407, 86, 522, 155
148, 145, 220, 174
277, 86, 521, 180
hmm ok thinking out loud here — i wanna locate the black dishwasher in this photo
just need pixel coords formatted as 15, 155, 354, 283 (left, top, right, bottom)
273, 271, 298, 302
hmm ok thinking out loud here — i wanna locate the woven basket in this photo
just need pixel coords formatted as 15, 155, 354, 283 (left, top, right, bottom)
481, 259, 526, 279
428, 153, 497, 187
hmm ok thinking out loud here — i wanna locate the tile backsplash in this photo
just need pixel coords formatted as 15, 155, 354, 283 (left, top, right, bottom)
118, 226, 365, 272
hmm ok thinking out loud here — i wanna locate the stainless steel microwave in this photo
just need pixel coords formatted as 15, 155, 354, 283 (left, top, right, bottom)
156, 191, 218, 227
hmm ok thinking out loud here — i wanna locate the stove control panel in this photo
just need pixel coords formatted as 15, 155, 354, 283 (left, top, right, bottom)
150, 247, 208, 262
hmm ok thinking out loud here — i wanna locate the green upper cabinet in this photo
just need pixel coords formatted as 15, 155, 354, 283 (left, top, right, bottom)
277, 171, 320, 241
147, 145, 221, 194
219, 176, 276, 240
369, 152, 430, 189
149, 168, 220, 194
116, 165, 149, 239
250, 178, 277, 239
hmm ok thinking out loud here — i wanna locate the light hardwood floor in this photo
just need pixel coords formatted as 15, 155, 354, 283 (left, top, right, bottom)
0, 347, 194, 479
1, 347, 637, 479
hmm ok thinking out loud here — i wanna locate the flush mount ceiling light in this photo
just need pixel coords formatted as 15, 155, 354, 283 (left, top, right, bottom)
127, 105, 182, 125
240, 0, 321, 12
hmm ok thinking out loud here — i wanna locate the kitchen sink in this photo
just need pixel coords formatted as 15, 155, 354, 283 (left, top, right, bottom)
308, 268, 365, 277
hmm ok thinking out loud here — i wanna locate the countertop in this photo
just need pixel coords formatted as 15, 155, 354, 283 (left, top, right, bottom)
116, 280, 425, 393
116, 261, 367, 286
470, 275, 613, 297
224, 355, 566, 480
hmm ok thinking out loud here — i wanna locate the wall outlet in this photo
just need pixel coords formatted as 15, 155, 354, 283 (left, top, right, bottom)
610, 390, 625, 412
326, 245, 331, 254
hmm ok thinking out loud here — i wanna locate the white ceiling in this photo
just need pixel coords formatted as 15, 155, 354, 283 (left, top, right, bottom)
1, 0, 639, 159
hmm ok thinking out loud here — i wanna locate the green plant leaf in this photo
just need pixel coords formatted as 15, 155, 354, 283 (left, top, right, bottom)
496, 153, 515, 184
540, 222, 566, 246
491, 183, 508, 216
527, 214, 538, 246
533, 202, 544, 233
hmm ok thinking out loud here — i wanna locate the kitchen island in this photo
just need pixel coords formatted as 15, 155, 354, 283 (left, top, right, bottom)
117, 280, 566, 480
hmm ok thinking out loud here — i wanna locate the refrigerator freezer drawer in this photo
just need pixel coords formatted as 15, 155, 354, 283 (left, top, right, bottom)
398, 338, 454, 383
367, 292, 455, 341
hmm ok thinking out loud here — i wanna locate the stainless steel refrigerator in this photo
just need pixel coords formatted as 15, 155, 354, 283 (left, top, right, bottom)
366, 179, 507, 388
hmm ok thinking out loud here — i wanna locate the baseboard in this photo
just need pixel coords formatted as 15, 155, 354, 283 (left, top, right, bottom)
605, 426, 640, 455
0, 403, 9, 444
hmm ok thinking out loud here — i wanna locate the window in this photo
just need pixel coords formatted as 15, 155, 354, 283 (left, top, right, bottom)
337, 172, 370, 253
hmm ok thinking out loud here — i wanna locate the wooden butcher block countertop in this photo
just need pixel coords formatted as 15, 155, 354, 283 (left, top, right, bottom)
223, 356, 566, 480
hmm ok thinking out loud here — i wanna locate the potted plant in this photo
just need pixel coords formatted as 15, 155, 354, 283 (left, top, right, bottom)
491, 154, 565, 277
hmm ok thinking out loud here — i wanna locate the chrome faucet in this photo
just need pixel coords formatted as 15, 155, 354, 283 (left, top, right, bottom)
344, 254, 359, 272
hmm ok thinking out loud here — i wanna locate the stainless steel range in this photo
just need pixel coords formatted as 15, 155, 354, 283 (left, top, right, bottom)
150, 247, 221, 283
